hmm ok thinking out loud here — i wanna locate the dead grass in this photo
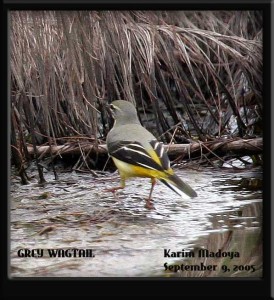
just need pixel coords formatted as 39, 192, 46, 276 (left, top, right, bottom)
10, 11, 263, 178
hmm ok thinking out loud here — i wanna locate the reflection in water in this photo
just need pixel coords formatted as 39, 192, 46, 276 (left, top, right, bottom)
10, 166, 262, 277
164, 202, 262, 277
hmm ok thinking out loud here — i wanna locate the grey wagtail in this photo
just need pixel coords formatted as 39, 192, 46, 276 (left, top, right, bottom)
106, 100, 197, 209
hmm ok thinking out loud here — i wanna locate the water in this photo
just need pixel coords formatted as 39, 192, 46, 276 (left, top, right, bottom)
9, 166, 262, 277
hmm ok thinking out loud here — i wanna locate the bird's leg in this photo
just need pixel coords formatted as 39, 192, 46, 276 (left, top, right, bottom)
145, 178, 156, 209
104, 178, 125, 194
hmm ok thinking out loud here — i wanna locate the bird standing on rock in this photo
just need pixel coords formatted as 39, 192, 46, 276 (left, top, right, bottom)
105, 100, 197, 209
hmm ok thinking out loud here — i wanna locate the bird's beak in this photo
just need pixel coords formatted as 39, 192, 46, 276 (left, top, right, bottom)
106, 104, 114, 119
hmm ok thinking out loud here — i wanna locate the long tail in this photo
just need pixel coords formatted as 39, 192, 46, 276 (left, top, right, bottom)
160, 173, 197, 198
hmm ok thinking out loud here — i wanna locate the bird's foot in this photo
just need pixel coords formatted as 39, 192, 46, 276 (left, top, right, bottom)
104, 186, 124, 194
144, 198, 155, 210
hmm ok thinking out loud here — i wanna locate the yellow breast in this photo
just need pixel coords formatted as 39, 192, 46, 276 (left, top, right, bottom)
111, 157, 173, 179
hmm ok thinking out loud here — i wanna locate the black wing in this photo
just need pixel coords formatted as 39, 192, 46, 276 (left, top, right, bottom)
108, 140, 166, 171
150, 140, 170, 170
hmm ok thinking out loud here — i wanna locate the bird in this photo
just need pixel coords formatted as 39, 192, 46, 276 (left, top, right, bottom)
105, 100, 197, 209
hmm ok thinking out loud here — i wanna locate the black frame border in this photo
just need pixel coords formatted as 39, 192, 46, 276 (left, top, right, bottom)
1, 1, 272, 298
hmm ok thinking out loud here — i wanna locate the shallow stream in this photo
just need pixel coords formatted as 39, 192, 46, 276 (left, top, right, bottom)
10, 165, 262, 277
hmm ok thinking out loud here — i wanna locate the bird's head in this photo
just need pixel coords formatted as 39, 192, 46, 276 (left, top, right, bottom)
108, 100, 140, 125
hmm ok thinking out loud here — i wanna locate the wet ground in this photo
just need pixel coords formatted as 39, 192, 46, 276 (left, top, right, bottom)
9, 164, 262, 277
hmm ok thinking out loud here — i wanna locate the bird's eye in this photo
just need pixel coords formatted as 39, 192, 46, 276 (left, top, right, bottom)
110, 104, 115, 110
